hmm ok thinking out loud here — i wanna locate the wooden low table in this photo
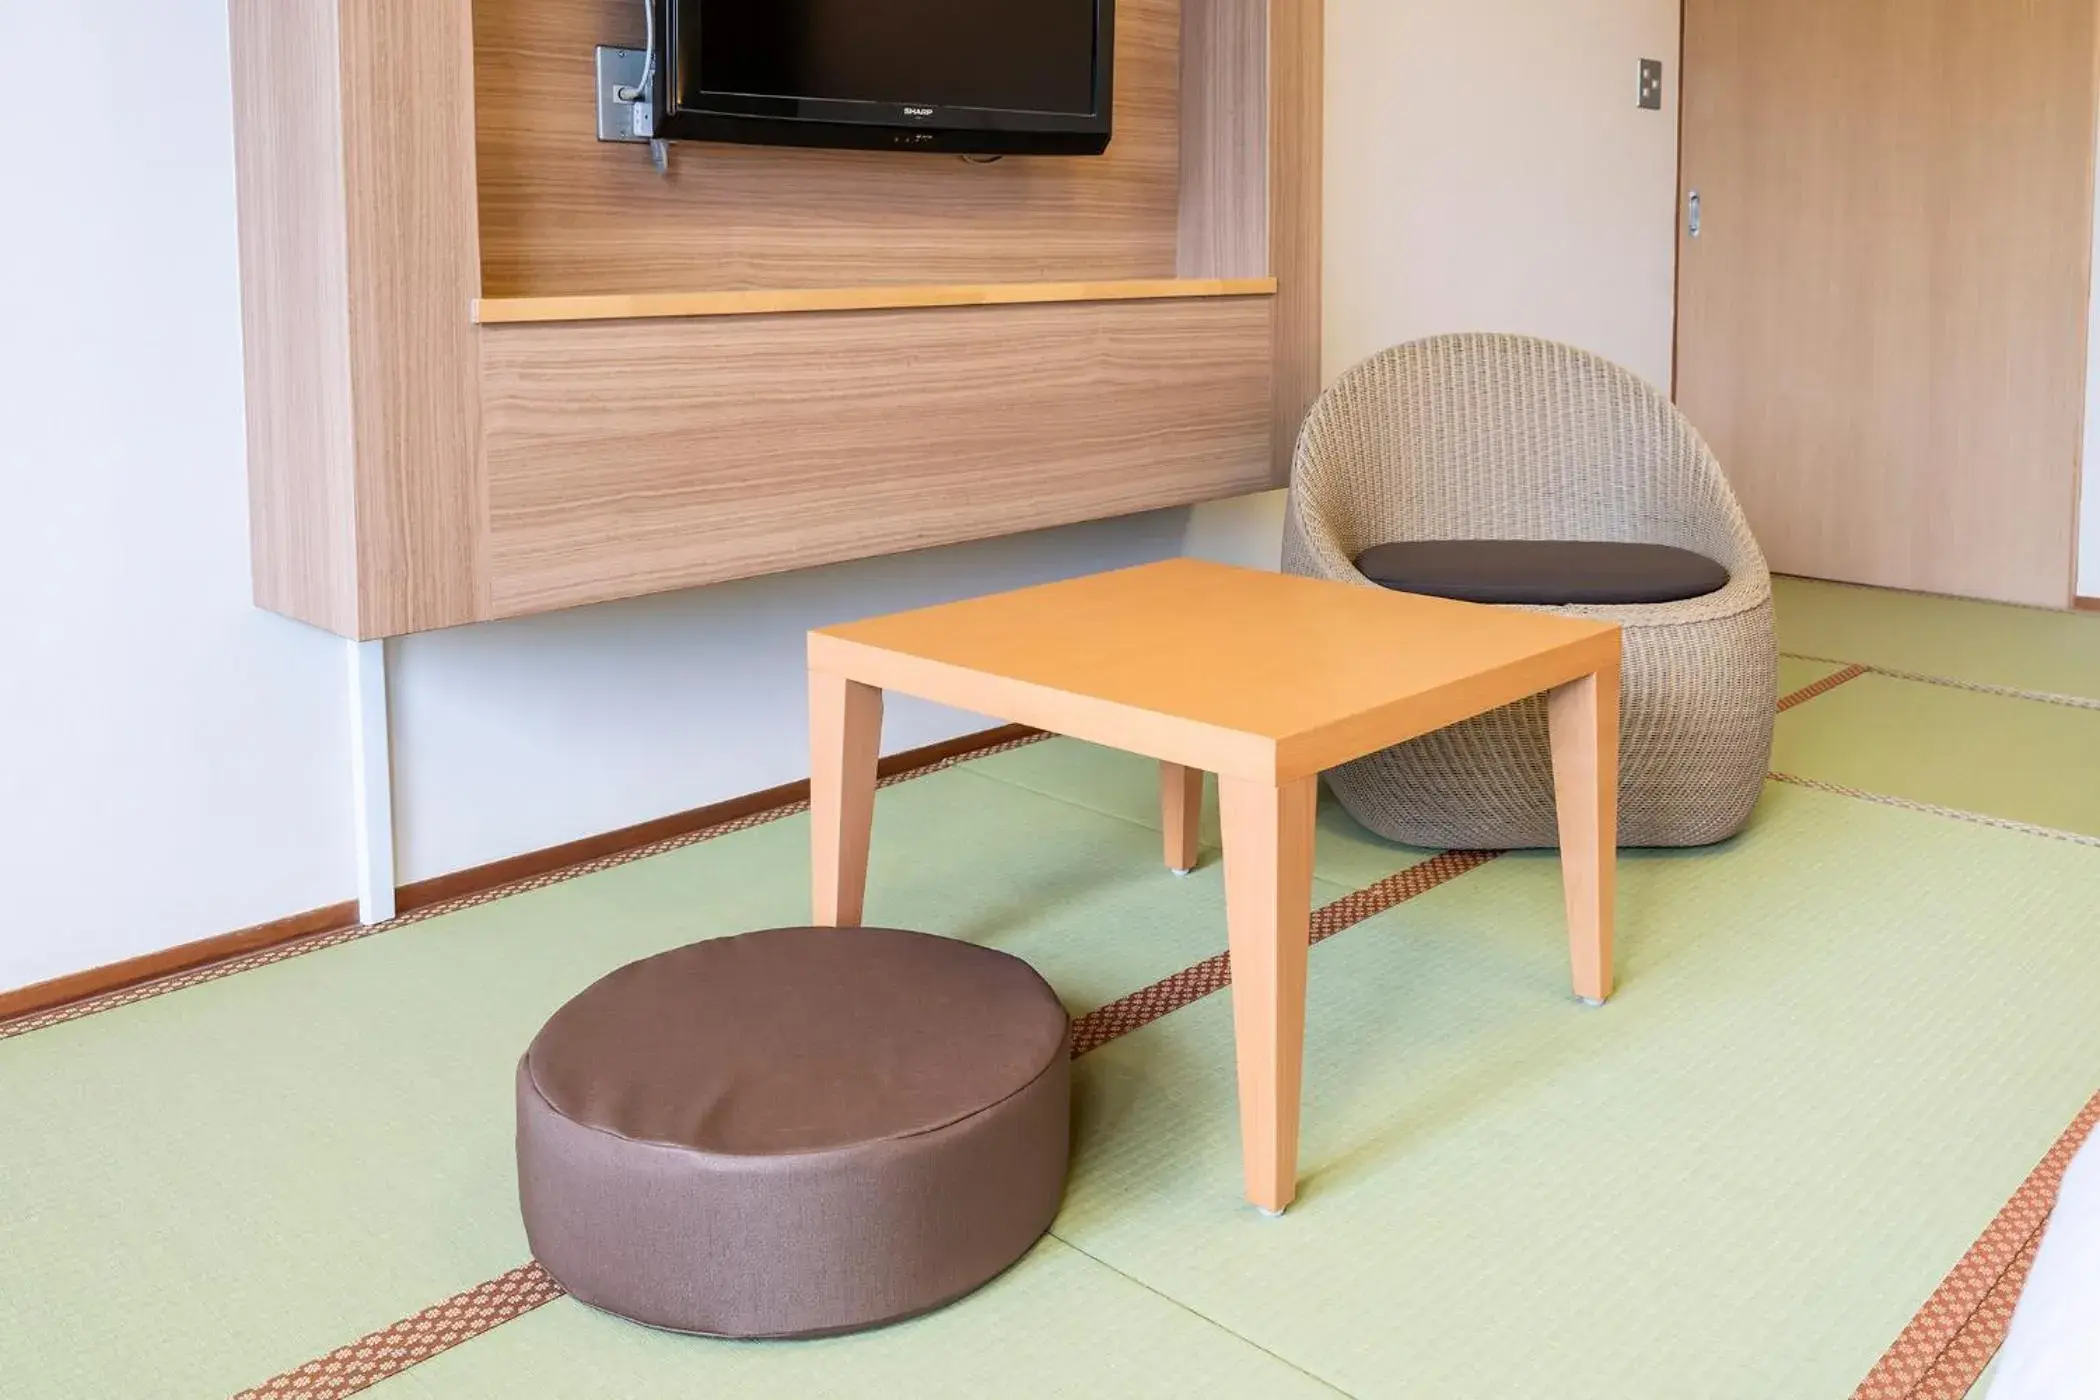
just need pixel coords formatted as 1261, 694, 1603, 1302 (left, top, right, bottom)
807, 559, 1622, 1215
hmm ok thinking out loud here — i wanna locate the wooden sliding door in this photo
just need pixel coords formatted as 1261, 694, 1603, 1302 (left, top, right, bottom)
1676, 0, 2096, 607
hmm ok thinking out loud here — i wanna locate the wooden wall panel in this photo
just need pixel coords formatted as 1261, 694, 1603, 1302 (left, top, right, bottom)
1678, 0, 2092, 608
231, 0, 487, 637
472, 0, 1184, 298
480, 297, 1278, 616
1267, 0, 1324, 475
339, 0, 488, 634
238, 0, 1323, 636
229, 0, 360, 635
1179, 0, 1270, 281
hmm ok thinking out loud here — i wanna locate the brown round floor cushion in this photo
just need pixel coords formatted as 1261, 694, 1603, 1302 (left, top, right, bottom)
516, 926, 1071, 1339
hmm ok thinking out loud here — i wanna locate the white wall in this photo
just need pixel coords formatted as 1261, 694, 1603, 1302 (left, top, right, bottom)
0, 3, 1182, 990
1322, 0, 1682, 391
1186, 0, 1685, 570
388, 518, 1180, 884
0, 4, 352, 991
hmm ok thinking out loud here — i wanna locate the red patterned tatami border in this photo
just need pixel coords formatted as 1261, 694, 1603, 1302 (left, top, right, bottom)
228, 844, 1511, 1398
8, 653, 1875, 1047
0, 733, 1050, 1044
1782, 651, 2100, 714
1778, 663, 1870, 712
1851, 1090, 2100, 1400
1069, 849, 1503, 1056
46, 659, 2081, 1399
230, 1263, 565, 1400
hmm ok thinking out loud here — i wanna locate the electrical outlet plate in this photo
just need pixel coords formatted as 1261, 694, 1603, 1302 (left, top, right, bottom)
596, 45, 652, 142
1637, 58, 1664, 111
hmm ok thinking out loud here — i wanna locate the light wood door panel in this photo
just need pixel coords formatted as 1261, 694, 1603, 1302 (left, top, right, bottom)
1677, 0, 2094, 608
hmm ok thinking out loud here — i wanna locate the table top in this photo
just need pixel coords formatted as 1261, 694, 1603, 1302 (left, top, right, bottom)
809, 559, 1620, 782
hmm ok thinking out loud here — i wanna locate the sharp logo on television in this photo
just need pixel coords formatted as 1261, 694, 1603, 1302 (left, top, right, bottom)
904, 107, 935, 118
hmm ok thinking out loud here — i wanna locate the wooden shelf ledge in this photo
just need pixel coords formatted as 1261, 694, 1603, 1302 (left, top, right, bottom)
472, 276, 1279, 325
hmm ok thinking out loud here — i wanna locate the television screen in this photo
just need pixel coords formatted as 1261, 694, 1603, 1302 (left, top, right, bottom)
662, 0, 1114, 155
698, 1, 1097, 115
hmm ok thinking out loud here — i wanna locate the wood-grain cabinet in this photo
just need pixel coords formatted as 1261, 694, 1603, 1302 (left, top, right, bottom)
229, 0, 1322, 639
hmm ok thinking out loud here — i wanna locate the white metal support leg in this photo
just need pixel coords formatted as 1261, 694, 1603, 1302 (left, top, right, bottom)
348, 638, 397, 925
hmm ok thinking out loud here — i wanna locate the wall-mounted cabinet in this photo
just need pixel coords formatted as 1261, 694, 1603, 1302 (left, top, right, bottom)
230, 0, 1322, 639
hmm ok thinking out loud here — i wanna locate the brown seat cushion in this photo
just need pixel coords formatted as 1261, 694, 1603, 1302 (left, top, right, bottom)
1354, 539, 1730, 606
517, 927, 1071, 1340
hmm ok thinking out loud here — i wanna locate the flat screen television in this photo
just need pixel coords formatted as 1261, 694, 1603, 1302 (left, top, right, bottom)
657, 0, 1114, 156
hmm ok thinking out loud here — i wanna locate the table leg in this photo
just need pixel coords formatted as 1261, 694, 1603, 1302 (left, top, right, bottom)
810, 671, 883, 927
1160, 762, 1205, 874
1547, 668, 1619, 1004
1218, 774, 1318, 1215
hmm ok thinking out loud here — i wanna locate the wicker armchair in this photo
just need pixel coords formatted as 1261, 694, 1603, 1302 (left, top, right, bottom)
1282, 333, 1776, 849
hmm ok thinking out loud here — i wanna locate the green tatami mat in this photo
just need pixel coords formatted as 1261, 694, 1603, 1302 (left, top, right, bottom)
1777, 576, 2100, 699
0, 763, 1331, 1400
977, 668, 1846, 896
972, 738, 1447, 891
1053, 781, 2100, 1398
373, 1238, 1342, 1400
1775, 672, 2100, 838
8, 604, 2091, 1399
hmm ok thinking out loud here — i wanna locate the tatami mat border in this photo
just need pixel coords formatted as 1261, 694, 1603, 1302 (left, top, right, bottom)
231, 846, 1506, 1398
15, 652, 2092, 1395
245, 751, 2091, 1397
233, 811, 2097, 1400
1851, 1090, 2100, 1400
1782, 652, 2100, 713
231, 1264, 565, 1400
9, 647, 2033, 1045
0, 733, 1051, 1044
1769, 773, 2100, 851
1070, 849, 1504, 1055
1778, 663, 1870, 712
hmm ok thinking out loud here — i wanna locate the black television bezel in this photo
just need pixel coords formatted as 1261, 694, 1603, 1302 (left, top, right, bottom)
655, 0, 1115, 156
